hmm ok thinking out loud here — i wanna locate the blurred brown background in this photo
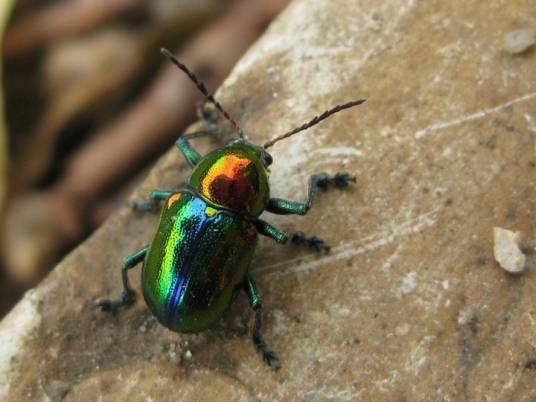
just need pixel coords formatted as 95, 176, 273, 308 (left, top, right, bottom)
0, 0, 289, 318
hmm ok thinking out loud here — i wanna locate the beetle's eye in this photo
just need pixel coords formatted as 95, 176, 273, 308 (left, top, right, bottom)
263, 153, 273, 167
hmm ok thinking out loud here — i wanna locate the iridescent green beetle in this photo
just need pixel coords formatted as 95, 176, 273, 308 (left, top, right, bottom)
97, 48, 365, 369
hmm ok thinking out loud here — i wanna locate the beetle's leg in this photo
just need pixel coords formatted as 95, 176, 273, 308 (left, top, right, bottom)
255, 220, 329, 252
176, 125, 219, 167
176, 103, 219, 168
176, 137, 204, 168
291, 231, 330, 253
96, 246, 148, 313
264, 172, 355, 252
266, 172, 356, 216
244, 273, 280, 370
254, 219, 288, 244
195, 100, 219, 127
130, 190, 174, 213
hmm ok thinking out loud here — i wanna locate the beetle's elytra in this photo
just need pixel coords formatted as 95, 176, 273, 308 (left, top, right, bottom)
97, 48, 365, 370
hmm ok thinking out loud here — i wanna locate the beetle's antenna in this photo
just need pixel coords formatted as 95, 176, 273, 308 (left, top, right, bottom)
263, 99, 366, 149
161, 48, 244, 139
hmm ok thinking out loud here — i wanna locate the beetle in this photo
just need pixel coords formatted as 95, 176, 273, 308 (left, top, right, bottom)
97, 48, 365, 370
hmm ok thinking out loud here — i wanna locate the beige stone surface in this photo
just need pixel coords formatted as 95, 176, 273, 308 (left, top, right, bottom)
2, 0, 536, 400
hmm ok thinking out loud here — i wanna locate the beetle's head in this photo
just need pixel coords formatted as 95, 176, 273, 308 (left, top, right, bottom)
227, 139, 273, 169
189, 138, 271, 216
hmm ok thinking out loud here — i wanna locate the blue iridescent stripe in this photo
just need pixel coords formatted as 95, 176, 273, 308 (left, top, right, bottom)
164, 197, 207, 327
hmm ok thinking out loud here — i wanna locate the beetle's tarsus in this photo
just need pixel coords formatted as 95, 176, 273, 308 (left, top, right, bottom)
195, 100, 219, 129
252, 306, 280, 371
180, 101, 220, 142
316, 172, 357, 189
96, 290, 135, 314
97, 246, 146, 315
262, 347, 281, 371
291, 231, 330, 253
131, 190, 178, 213
130, 199, 159, 213
245, 276, 280, 370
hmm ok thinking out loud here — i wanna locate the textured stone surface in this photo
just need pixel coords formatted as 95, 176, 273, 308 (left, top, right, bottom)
2, 0, 536, 400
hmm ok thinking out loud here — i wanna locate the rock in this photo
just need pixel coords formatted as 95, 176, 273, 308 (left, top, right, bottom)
503, 28, 536, 54
493, 227, 526, 273
2, 0, 536, 400
43, 379, 71, 400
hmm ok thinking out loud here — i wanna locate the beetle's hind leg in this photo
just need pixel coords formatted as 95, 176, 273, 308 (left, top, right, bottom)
96, 246, 148, 313
244, 273, 280, 370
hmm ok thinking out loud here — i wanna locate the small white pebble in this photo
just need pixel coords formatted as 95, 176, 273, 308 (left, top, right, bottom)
493, 227, 526, 274
184, 350, 192, 359
457, 308, 474, 326
503, 28, 536, 54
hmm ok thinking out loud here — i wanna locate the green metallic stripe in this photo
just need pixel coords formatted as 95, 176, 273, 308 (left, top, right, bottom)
162, 197, 207, 327
145, 192, 194, 322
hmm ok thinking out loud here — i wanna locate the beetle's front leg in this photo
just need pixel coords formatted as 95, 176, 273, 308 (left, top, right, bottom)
244, 273, 280, 370
96, 246, 148, 313
266, 172, 356, 216
131, 190, 174, 213
265, 172, 355, 252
